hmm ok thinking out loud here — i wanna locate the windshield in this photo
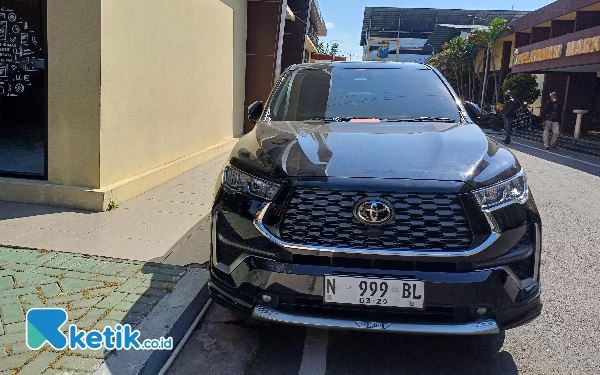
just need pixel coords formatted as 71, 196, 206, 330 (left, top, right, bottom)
265, 66, 461, 122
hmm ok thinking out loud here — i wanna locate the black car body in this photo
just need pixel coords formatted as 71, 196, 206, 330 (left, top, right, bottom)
209, 62, 542, 335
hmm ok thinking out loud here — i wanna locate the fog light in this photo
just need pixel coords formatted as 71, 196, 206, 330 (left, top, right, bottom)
477, 307, 488, 316
261, 295, 272, 303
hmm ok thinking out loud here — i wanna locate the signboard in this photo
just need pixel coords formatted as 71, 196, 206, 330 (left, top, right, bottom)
364, 38, 401, 62
513, 44, 563, 66
513, 34, 600, 66
565, 35, 600, 57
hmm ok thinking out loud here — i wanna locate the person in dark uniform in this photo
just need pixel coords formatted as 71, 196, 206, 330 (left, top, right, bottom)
541, 92, 562, 150
502, 90, 518, 144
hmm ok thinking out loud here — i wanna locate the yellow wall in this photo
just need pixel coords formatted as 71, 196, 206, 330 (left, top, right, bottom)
47, 0, 101, 188
99, 0, 246, 186
0, 0, 246, 210
475, 34, 516, 73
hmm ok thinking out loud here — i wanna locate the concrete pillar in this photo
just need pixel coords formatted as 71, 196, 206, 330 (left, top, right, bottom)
500, 41, 513, 85
244, 0, 288, 133
47, 0, 101, 188
281, 0, 311, 73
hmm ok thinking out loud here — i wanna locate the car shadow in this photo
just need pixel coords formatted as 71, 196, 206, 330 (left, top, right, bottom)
326, 330, 516, 375
100, 214, 212, 373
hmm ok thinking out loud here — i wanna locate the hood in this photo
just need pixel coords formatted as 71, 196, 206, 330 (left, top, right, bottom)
230, 120, 520, 189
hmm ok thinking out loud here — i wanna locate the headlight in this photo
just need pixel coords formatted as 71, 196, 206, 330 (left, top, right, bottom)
473, 171, 528, 210
223, 165, 281, 200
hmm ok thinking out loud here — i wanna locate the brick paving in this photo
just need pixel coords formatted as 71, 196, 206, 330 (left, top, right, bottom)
0, 246, 188, 374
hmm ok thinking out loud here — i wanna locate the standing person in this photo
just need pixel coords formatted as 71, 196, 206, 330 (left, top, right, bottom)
541, 92, 562, 150
502, 90, 518, 144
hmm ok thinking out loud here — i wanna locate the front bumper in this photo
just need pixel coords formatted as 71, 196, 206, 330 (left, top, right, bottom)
209, 245, 542, 334
251, 304, 501, 335
209, 181, 543, 335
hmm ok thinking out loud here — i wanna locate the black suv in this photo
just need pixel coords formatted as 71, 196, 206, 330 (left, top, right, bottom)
209, 62, 542, 334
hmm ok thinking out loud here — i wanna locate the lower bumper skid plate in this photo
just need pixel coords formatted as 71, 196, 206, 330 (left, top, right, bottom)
252, 305, 500, 335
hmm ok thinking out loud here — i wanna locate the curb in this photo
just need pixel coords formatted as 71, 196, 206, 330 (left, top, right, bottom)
93, 268, 211, 375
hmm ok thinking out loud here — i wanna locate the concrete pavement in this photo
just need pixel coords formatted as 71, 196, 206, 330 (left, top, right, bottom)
169, 139, 600, 375
0, 153, 228, 374
0, 153, 227, 262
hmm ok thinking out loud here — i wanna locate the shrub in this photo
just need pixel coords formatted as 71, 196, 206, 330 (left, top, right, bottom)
502, 74, 541, 105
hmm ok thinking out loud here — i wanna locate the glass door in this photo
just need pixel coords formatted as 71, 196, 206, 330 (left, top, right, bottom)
0, 0, 46, 178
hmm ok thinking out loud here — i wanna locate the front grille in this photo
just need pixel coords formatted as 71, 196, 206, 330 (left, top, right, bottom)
279, 188, 472, 250
216, 239, 244, 266
508, 255, 535, 280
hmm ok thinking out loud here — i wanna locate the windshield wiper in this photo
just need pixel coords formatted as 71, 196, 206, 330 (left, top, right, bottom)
304, 117, 457, 123
382, 117, 456, 123
303, 117, 380, 122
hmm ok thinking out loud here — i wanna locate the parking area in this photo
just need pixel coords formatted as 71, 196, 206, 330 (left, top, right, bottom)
168, 140, 600, 375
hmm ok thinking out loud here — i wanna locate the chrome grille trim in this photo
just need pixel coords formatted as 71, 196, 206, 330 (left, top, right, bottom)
253, 202, 501, 258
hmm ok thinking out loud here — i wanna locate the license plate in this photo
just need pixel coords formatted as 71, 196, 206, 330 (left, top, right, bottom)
324, 276, 424, 308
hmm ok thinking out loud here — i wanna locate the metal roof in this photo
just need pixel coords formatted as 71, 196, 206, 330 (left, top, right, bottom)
361, 7, 529, 54
425, 25, 487, 53
311, 0, 327, 36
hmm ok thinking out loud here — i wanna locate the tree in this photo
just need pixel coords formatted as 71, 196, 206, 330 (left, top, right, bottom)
464, 35, 480, 102
429, 33, 486, 103
502, 74, 541, 105
317, 42, 339, 55
473, 18, 509, 108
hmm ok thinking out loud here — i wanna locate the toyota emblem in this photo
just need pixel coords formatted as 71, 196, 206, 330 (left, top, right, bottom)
353, 199, 395, 225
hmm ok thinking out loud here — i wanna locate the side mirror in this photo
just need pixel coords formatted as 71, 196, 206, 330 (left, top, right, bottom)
248, 101, 264, 124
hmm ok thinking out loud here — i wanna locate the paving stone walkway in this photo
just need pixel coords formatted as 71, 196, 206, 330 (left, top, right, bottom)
0, 246, 188, 374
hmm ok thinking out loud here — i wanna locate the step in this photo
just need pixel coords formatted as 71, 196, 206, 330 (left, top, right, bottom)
513, 131, 600, 158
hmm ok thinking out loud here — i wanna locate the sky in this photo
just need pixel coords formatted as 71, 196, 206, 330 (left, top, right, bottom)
318, 0, 557, 61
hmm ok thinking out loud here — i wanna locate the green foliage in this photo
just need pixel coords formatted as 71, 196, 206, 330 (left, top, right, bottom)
502, 74, 541, 104
107, 200, 119, 211
472, 18, 509, 48
473, 17, 509, 107
317, 42, 339, 55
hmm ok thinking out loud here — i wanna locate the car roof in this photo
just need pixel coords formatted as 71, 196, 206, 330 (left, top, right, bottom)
292, 61, 431, 70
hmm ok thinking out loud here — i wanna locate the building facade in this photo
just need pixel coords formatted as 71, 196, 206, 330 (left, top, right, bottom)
243, 0, 326, 133
0, 0, 326, 211
360, 8, 527, 63
488, 0, 600, 137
